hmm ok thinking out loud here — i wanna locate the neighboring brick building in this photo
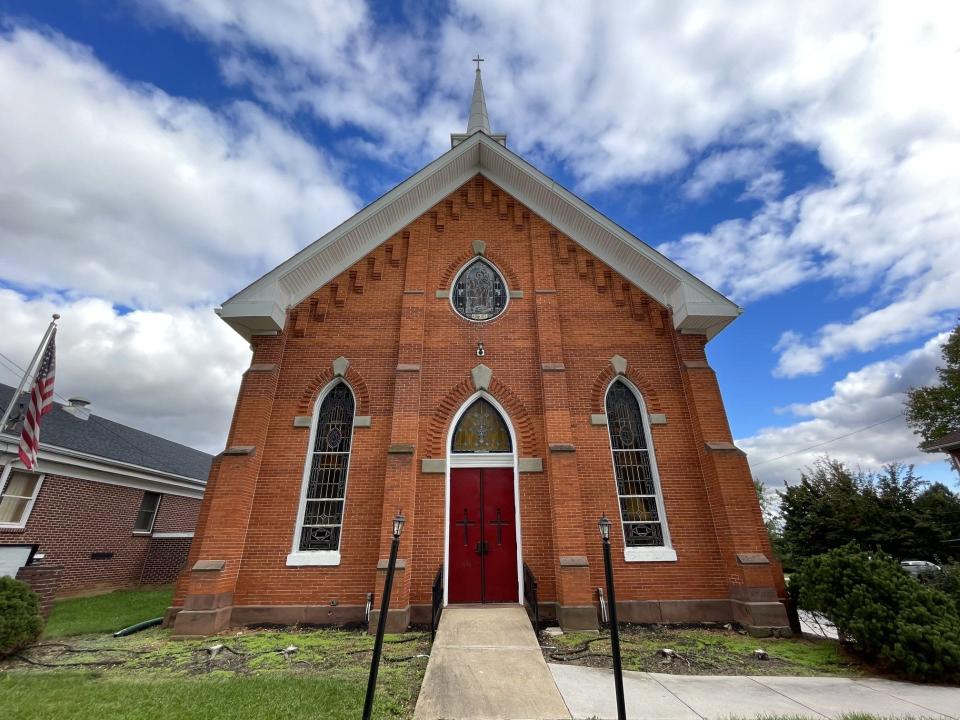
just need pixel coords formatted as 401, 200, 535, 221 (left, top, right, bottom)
0, 384, 210, 598
171, 70, 789, 637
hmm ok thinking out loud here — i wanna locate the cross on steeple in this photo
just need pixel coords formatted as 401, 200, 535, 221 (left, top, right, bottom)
473, 54, 484, 71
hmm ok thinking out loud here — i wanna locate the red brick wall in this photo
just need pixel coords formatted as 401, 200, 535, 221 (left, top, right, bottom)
1, 468, 200, 596
15, 564, 63, 618
140, 537, 193, 585
177, 175, 782, 617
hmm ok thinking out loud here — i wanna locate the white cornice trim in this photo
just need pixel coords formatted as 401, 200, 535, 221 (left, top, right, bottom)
0, 435, 206, 499
219, 133, 740, 341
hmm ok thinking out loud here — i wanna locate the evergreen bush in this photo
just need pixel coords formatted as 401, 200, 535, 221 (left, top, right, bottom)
0, 576, 43, 657
792, 544, 960, 682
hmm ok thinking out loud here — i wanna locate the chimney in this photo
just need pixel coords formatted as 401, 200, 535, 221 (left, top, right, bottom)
63, 397, 91, 421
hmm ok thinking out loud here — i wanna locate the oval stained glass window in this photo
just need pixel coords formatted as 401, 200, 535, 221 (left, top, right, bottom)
452, 258, 507, 321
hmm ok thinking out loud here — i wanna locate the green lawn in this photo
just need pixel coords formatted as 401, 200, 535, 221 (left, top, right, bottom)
43, 587, 174, 637
4, 586, 429, 720
546, 625, 862, 677
0, 674, 400, 720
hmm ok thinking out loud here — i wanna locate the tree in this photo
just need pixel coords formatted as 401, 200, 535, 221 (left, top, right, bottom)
779, 457, 960, 565
906, 322, 960, 444
753, 477, 785, 558
778, 457, 878, 564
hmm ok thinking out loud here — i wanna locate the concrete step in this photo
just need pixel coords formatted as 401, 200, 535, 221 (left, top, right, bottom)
414, 605, 571, 720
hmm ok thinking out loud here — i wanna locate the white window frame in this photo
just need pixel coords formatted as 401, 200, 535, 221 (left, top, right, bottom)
449, 256, 510, 323
132, 490, 162, 535
287, 379, 355, 567
0, 465, 45, 530
604, 377, 677, 562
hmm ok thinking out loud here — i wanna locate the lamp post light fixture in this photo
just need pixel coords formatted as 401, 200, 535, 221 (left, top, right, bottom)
392, 511, 406, 538
599, 513, 626, 720
363, 511, 406, 720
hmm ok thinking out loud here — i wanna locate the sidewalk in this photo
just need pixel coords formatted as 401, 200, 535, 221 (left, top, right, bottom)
549, 664, 960, 719
414, 606, 570, 720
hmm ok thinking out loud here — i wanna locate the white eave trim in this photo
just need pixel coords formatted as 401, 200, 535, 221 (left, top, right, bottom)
219, 133, 740, 341
0, 434, 206, 498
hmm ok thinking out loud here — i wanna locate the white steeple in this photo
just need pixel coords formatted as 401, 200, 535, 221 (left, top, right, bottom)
466, 65, 491, 134
452, 56, 507, 148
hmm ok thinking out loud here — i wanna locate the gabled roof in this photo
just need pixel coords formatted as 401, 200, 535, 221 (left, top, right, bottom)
218, 131, 741, 341
922, 429, 960, 452
0, 383, 212, 483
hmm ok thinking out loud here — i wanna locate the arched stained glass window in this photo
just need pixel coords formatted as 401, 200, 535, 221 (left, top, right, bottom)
298, 382, 355, 552
452, 398, 512, 453
605, 380, 667, 548
452, 258, 507, 321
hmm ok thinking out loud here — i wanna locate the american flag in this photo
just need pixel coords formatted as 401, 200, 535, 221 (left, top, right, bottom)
18, 330, 56, 470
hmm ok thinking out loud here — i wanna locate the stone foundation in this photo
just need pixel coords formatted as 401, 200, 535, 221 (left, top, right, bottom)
166, 596, 790, 638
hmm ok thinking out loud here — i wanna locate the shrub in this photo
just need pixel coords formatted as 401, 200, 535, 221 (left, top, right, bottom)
0, 576, 43, 657
920, 562, 960, 604
792, 544, 960, 682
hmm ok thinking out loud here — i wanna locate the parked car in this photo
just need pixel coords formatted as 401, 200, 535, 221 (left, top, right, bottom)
900, 560, 941, 576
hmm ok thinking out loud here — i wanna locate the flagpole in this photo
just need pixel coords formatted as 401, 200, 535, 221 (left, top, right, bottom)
0, 314, 60, 435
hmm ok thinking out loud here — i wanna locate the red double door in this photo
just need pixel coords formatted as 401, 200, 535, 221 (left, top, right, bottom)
448, 467, 518, 603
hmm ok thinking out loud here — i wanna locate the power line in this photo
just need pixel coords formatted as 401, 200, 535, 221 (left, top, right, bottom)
750, 413, 906, 468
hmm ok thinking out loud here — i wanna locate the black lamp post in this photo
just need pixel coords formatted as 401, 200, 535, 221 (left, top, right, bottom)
362, 511, 405, 720
599, 514, 626, 720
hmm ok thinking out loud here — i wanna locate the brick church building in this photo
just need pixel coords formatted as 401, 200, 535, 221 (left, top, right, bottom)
169, 68, 789, 636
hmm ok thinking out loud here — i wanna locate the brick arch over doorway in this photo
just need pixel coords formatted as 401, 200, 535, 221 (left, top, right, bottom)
426, 377, 539, 459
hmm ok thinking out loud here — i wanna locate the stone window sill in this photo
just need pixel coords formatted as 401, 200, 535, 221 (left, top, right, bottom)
286, 550, 340, 567
624, 547, 677, 562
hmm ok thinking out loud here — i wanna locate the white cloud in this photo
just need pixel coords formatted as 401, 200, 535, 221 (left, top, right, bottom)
0, 289, 249, 453
682, 148, 779, 201
144, 1, 960, 376
0, 25, 358, 308
739, 333, 948, 488
139, 0, 460, 166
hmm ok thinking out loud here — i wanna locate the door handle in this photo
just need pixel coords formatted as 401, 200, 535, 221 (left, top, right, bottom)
474, 540, 488, 556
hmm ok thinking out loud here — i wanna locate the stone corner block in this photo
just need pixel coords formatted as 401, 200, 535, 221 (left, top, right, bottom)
332, 356, 350, 377
421, 458, 446, 474
192, 559, 226, 572
648, 413, 667, 425
222, 445, 255, 456
471, 363, 492, 391
388, 443, 415, 455
518, 457, 543, 473
610, 354, 628, 375
247, 363, 278, 373
705, 441, 744, 454
435, 289, 450, 299
293, 415, 312, 427
590, 413, 608, 426
548, 443, 576, 453
736, 552, 770, 565
559, 555, 589, 567
509, 289, 524, 299
471, 239, 486, 256
353, 415, 372, 428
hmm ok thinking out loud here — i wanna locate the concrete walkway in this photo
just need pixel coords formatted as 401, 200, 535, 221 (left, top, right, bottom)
414, 606, 571, 720
549, 664, 960, 719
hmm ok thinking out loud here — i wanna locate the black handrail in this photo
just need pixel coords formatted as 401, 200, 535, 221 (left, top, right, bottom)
523, 562, 540, 630
431, 566, 444, 642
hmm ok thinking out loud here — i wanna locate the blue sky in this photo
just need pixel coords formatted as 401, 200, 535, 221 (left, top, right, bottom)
0, 1, 958, 489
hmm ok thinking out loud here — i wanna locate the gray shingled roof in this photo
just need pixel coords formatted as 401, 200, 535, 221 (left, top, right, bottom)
0, 384, 211, 482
